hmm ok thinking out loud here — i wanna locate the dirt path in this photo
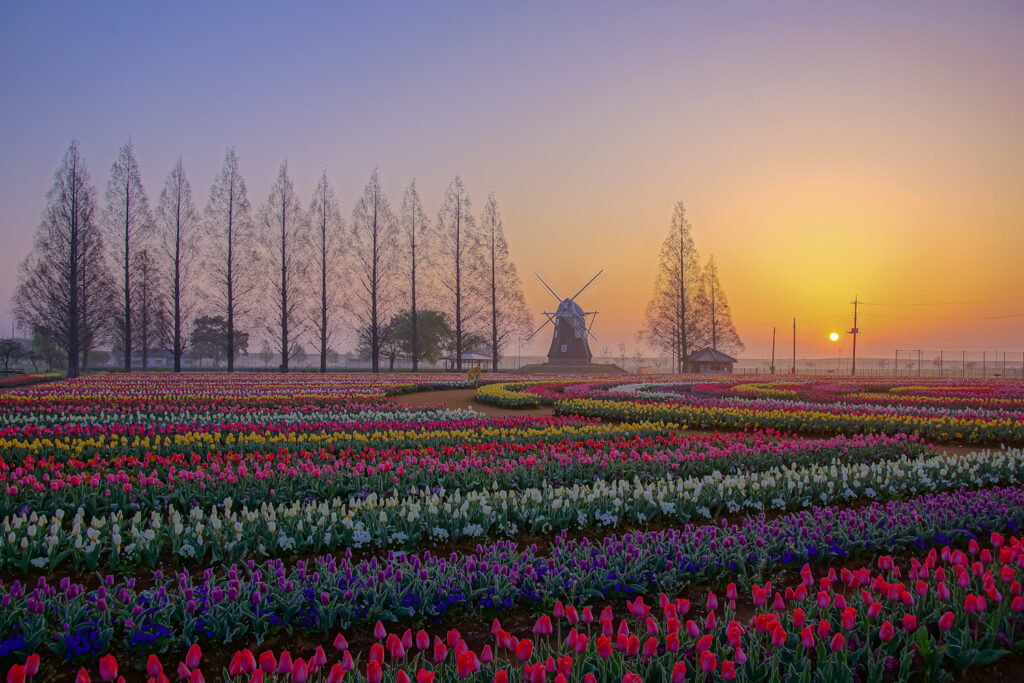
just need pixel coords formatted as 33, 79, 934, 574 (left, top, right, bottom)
391, 387, 555, 418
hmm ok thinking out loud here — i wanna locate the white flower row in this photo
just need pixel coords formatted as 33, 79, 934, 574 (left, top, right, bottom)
1, 449, 1019, 570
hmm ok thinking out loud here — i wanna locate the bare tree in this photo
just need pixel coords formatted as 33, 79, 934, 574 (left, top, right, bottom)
103, 140, 153, 372
697, 254, 744, 354
435, 175, 481, 371
258, 161, 307, 372
399, 180, 430, 370
480, 192, 531, 371
640, 201, 704, 372
12, 141, 108, 377
133, 249, 170, 369
308, 171, 344, 373
155, 157, 199, 372
348, 169, 397, 372
203, 149, 253, 372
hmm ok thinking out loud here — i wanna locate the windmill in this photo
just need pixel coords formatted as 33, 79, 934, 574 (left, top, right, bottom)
527, 270, 602, 364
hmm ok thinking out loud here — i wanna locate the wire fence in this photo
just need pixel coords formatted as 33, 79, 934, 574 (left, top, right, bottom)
734, 350, 1024, 378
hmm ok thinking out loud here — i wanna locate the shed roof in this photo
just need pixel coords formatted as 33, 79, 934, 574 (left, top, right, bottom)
685, 347, 738, 363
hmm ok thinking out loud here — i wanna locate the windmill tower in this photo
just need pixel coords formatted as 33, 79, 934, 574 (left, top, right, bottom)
527, 270, 602, 365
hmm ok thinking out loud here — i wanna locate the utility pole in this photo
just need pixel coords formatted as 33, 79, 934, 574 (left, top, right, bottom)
849, 295, 859, 377
770, 326, 776, 374
792, 318, 796, 374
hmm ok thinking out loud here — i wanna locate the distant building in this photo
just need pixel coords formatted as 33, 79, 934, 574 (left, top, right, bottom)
683, 347, 738, 374
441, 353, 495, 371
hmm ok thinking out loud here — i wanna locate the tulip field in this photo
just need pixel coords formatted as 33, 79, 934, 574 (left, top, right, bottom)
2, 373, 1024, 682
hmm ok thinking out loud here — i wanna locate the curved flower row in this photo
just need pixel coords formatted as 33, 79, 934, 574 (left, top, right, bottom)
3, 484, 1024, 661
7, 503, 1024, 680
0, 431, 926, 518
2, 446, 1006, 570
554, 397, 1024, 445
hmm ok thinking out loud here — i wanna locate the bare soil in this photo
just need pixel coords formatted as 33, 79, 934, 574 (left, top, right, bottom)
392, 388, 555, 418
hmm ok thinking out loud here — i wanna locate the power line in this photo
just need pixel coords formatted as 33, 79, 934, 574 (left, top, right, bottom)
856, 311, 1024, 321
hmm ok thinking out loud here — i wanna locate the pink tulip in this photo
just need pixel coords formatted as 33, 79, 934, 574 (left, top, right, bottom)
25, 655, 39, 677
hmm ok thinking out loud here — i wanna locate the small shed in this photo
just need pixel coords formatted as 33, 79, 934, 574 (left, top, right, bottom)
684, 347, 738, 374
442, 353, 496, 371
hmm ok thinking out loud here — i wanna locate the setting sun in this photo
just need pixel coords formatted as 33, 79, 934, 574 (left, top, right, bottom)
829, 332, 840, 342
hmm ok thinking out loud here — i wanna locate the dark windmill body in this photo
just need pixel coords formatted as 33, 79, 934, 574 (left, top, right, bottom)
528, 271, 602, 365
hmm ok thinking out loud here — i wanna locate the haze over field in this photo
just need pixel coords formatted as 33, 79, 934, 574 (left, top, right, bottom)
1, 1, 1022, 358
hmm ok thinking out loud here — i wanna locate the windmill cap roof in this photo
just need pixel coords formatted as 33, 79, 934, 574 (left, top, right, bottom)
685, 347, 738, 363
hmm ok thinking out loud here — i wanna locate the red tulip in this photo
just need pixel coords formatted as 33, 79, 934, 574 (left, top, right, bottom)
434, 640, 448, 663
533, 615, 553, 635
566, 606, 579, 625
903, 614, 918, 632
326, 664, 346, 683
341, 651, 354, 671
671, 661, 686, 683
334, 634, 349, 651
792, 608, 805, 629
938, 611, 955, 630
386, 634, 405, 659
597, 636, 612, 659
291, 659, 308, 683
312, 646, 327, 668
250, 672, 265, 683
770, 624, 787, 647
370, 644, 384, 664
721, 661, 736, 680
699, 651, 717, 673
696, 634, 712, 654
186, 644, 202, 670
584, 674, 596, 683
447, 630, 462, 648
366, 661, 382, 683
396, 671, 410, 683
800, 627, 814, 649
879, 621, 894, 641
99, 654, 119, 682
816, 620, 831, 639
374, 621, 387, 639
842, 607, 857, 631
189, 671, 205, 683
75, 668, 90, 683
417, 670, 436, 683
278, 651, 293, 675
491, 671, 507, 683
7, 665, 25, 683
457, 652, 475, 678
516, 639, 533, 662
830, 633, 845, 651
259, 652, 276, 675
146, 655, 164, 677
665, 632, 680, 652
553, 601, 565, 618
415, 630, 429, 650
642, 637, 658, 657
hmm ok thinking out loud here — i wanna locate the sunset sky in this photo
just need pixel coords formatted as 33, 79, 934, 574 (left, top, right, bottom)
1, 1, 1022, 360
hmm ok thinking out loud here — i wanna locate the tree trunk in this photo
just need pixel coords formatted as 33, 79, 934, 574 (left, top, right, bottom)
279, 196, 288, 373
67, 158, 81, 379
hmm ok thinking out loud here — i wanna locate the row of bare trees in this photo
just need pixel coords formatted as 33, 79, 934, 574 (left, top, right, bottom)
13, 141, 532, 376
641, 201, 743, 371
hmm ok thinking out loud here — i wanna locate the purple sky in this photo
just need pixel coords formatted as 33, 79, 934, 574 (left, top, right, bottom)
2, 1, 1023, 358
